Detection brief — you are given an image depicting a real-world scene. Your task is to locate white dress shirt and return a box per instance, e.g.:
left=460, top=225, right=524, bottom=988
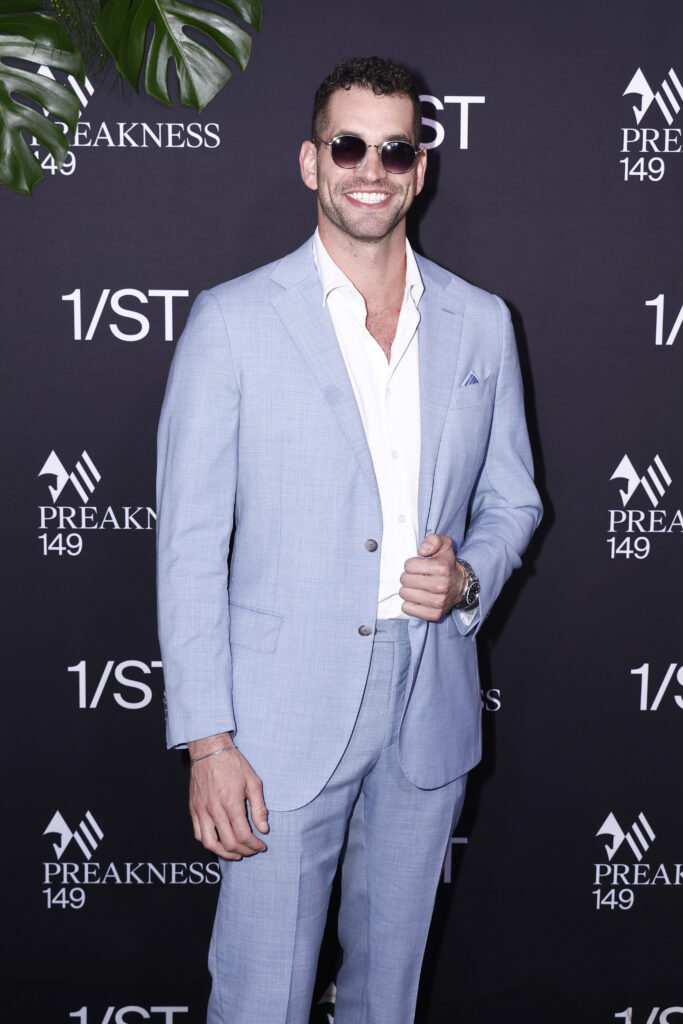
left=313, top=230, right=423, bottom=619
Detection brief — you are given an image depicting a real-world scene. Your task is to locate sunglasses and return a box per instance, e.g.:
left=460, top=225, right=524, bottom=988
left=316, top=134, right=422, bottom=175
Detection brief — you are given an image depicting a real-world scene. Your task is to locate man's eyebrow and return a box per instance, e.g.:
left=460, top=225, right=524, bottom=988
left=332, top=130, right=414, bottom=143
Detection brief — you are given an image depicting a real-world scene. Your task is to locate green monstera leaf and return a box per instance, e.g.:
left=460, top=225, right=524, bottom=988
left=0, top=0, right=84, bottom=193
left=96, top=0, right=262, bottom=111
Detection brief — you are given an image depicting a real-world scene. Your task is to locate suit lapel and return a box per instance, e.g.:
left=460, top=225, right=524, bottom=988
left=269, top=242, right=466, bottom=535
left=416, top=264, right=465, bottom=538
left=270, top=243, right=380, bottom=506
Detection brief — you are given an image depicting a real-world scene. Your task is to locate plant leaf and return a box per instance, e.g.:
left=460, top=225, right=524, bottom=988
left=0, top=2, right=84, bottom=194
left=43, top=0, right=114, bottom=78
left=95, top=0, right=261, bottom=111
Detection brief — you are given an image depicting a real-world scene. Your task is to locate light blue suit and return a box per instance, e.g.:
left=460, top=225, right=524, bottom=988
left=157, top=237, right=541, bottom=805
left=156, top=237, right=542, bottom=1021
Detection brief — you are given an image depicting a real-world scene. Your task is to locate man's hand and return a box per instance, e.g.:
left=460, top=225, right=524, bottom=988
left=188, top=732, right=269, bottom=860
left=400, top=534, right=466, bottom=621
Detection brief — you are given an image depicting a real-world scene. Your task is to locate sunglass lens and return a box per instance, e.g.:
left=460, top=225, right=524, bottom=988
left=381, top=141, right=416, bottom=174
left=331, top=136, right=367, bottom=168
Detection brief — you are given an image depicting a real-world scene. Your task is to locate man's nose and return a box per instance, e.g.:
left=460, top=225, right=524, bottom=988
left=362, top=144, right=386, bottom=177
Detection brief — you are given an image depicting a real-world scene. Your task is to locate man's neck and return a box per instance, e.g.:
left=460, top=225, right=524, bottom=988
left=318, top=220, right=408, bottom=311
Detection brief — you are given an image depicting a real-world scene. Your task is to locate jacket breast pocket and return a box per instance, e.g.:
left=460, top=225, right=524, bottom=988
left=448, top=373, right=495, bottom=411
left=229, top=602, right=283, bottom=653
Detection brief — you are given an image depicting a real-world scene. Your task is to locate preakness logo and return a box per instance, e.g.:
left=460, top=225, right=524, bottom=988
left=597, top=811, right=655, bottom=862
left=45, top=810, right=104, bottom=861
left=33, top=66, right=220, bottom=180
left=593, top=810, right=683, bottom=910
left=607, top=454, right=682, bottom=560
left=37, top=450, right=155, bottom=557
left=39, top=450, right=101, bottom=504
left=625, top=68, right=683, bottom=126
left=611, top=454, right=672, bottom=508
left=42, top=809, right=220, bottom=910
left=621, top=67, right=683, bottom=183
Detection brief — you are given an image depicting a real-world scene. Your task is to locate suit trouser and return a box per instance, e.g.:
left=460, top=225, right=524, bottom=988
left=206, top=620, right=467, bottom=1024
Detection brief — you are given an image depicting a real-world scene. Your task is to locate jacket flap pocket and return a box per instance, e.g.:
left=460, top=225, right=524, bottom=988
left=229, top=602, right=283, bottom=653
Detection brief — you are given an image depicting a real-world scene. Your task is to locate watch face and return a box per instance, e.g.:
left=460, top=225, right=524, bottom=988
left=456, top=560, right=479, bottom=609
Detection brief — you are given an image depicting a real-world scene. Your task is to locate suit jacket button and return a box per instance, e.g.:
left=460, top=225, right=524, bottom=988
left=364, top=539, right=378, bottom=552
left=358, top=625, right=373, bottom=636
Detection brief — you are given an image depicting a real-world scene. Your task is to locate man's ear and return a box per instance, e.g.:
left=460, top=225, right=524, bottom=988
left=414, top=147, right=427, bottom=198
left=299, top=140, right=318, bottom=191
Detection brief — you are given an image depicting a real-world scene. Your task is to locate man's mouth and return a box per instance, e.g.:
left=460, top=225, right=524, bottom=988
left=345, top=191, right=392, bottom=205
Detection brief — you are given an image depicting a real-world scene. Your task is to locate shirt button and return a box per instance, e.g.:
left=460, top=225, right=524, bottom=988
left=358, top=625, right=373, bottom=636
left=391, top=450, right=400, bottom=459
left=398, top=514, right=406, bottom=523
left=386, top=387, right=392, bottom=397
left=364, top=539, right=378, bottom=552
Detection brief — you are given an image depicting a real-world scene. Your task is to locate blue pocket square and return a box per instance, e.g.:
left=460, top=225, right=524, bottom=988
left=461, top=371, right=480, bottom=387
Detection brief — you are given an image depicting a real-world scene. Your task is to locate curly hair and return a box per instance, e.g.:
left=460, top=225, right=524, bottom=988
left=312, top=56, right=421, bottom=146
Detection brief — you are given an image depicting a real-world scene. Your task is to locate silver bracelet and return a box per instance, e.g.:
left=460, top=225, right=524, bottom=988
left=190, top=743, right=237, bottom=765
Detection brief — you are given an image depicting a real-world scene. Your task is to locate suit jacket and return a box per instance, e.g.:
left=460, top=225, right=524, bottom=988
left=156, top=237, right=542, bottom=810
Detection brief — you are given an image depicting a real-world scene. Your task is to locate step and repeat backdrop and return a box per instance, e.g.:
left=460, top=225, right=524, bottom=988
left=3, top=1, right=681, bottom=1022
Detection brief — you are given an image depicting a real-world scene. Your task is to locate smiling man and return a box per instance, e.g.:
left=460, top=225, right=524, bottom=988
left=157, top=56, right=542, bottom=1024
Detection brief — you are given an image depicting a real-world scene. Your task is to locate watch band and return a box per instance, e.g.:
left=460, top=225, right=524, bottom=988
left=454, top=558, right=480, bottom=610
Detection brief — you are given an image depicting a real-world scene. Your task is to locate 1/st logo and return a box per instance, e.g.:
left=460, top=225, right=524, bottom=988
left=420, top=93, right=486, bottom=150
left=68, top=660, right=163, bottom=710
left=61, top=289, right=189, bottom=341
left=70, top=1009, right=188, bottom=1024
left=646, top=294, right=683, bottom=347
left=615, top=1010, right=683, bottom=1023
left=630, top=662, right=683, bottom=711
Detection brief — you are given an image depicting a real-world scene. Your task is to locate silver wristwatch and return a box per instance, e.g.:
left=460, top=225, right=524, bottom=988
left=454, top=558, right=480, bottom=610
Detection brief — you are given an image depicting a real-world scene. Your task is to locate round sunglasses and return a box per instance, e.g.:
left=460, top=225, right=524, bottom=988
left=316, top=134, right=422, bottom=175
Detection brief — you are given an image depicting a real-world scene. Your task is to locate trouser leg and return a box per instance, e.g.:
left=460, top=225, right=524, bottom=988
left=335, top=629, right=467, bottom=1024
left=207, top=799, right=346, bottom=1024
left=206, top=629, right=398, bottom=1023
left=334, top=758, right=466, bottom=1024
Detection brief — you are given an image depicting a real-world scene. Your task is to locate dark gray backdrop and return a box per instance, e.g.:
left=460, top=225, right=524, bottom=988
left=3, top=2, right=682, bottom=1022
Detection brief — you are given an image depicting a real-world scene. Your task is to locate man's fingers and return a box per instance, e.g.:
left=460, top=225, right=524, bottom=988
left=194, top=806, right=241, bottom=859
left=246, top=777, right=269, bottom=834
left=210, top=796, right=266, bottom=856
left=400, top=585, right=444, bottom=609
left=404, top=553, right=452, bottom=577
left=190, top=806, right=202, bottom=843
left=224, top=796, right=267, bottom=853
left=188, top=752, right=268, bottom=858
left=417, top=533, right=452, bottom=557
left=401, top=599, right=443, bottom=622
left=198, top=801, right=265, bottom=858
left=401, top=569, right=450, bottom=594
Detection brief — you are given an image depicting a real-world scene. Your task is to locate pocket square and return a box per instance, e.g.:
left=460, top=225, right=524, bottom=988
left=461, top=371, right=480, bottom=386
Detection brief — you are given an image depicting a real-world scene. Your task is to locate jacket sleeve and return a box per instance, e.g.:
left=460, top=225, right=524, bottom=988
left=156, top=290, right=240, bottom=746
left=452, top=295, right=542, bottom=635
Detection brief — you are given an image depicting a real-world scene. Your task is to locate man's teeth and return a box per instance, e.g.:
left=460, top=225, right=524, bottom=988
left=347, top=192, right=390, bottom=204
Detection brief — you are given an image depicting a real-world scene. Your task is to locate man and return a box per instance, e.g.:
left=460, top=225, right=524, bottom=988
left=157, top=56, right=541, bottom=1024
